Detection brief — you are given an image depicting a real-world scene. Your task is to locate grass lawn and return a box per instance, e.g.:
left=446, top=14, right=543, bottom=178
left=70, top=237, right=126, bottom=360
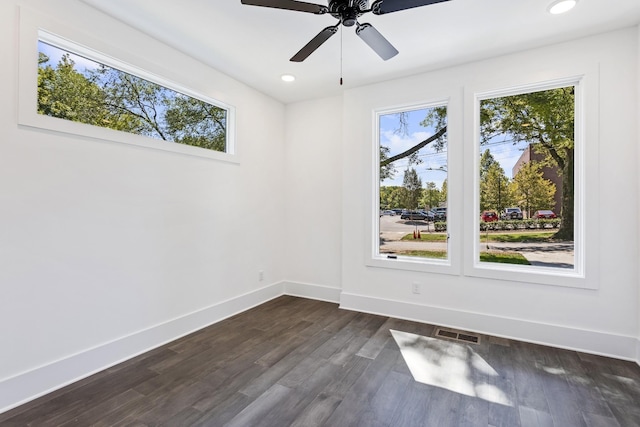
left=389, top=250, right=530, bottom=265
left=479, top=231, right=556, bottom=243
left=392, top=250, right=448, bottom=259
left=479, top=252, right=530, bottom=264
left=401, top=231, right=557, bottom=243
left=401, top=233, right=448, bottom=242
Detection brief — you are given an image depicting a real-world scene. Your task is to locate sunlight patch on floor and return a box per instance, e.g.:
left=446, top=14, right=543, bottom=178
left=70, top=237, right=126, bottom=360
left=390, top=329, right=513, bottom=406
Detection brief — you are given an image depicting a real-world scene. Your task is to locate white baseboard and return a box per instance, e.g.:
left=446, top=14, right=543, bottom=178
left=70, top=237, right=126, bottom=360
left=0, top=283, right=284, bottom=414
left=282, top=281, right=341, bottom=303
left=340, top=292, right=638, bottom=362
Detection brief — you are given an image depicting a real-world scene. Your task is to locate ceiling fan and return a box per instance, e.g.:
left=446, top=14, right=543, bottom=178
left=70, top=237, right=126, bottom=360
left=240, top=0, right=450, bottom=62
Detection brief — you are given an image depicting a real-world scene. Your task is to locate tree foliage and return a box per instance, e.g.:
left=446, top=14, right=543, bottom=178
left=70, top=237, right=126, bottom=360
left=511, top=162, right=556, bottom=217
left=37, top=48, right=226, bottom=153
left=380, top=146, right=395, bottom=181
left=164, top=95, right=226, bottom=151
left=401, top=168, right=423, bottom=210
left=379, top=186, right=404, bottom=209
left=480, top=149, right=500, bottom=180
left=480, top=87, right=574, bottom=239
left=480, top=163, right=512, bottom=213
left=421, top=181, right=442, bottom=210
left=38, top=53, right=141, bottom=132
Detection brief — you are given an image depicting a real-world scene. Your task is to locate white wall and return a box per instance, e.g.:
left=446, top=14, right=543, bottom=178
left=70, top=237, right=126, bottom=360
left=1, top=0, right=286, bottom=411
left=283, top=97, right=343, bottom=301
left=637, top=24, right=640, bottom=366
left=288, top=28, right=640, bottom=360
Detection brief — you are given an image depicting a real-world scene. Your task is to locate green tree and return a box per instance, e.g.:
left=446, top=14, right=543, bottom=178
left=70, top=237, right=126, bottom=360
left=440, top=178, right=448, bottom=205
left=480, top=163, right=512, bottom=213
left=164, top=94, right=226, bottom=151
left=512, top=162, right=556, bottom=217
left=90, top=66, right=228, bottom=152
left=38, top=45, right=229, bottom=153
left=480, top=149, right=500, bottom=180
left=402, top=168, right=423, bottom=210
left=379, top=186, right=404, bottom=209
left=380, top=146, right=395, bottom=181
left=91, top=66, right=171, bottom=139
left=38, top=53, right=142, bottom=132
left=421, top=181, right=441, bottom=210
left=480, top=87, right=574, bottom=239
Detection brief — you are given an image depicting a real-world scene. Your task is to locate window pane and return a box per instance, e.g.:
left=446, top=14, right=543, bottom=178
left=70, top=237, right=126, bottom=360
left=478, top=86, right=575, bottom=269
left=378, top=105, right=448, bottom=261
left=37, top=41, right=227, bottom=152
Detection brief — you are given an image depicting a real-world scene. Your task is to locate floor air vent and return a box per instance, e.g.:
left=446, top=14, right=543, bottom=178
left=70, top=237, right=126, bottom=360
left=435, top=328, right=481, bottom=345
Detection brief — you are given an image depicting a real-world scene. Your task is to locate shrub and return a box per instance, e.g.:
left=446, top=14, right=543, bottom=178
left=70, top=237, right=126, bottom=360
left=479, top=218, right=560, bottom=231
left=434, top=221, right=447, bottom=232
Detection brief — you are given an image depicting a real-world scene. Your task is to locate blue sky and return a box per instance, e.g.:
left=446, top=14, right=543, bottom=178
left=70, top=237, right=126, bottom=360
left=39, top=41, right=100, bottom=74
left=379, top=107, right=447, bottom=189
left=379, top=108, right=527, bottom=190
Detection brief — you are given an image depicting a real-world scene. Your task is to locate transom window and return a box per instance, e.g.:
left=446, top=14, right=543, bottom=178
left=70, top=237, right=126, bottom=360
left=19, top=29, right=236, bottom=161
left=37, top=40, right=229, bottom=153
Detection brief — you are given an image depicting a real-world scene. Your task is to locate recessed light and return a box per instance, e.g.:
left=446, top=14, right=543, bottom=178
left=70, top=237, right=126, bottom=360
left=281, top=74, right=296, bottom=82
left=548, top=0, right=577, bottom=15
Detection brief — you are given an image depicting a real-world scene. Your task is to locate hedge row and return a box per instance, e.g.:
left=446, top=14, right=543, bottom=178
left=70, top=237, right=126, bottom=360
left=479, top=219, right=561, bottom=231
left=432, top=219, right=561, bottom=232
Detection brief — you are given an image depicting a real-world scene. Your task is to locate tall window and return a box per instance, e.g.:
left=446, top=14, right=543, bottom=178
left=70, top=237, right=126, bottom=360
left=477, top=85, right=576, bottom=270
left=37, top=40, right=230, bottom=153
left=377, top=104, right=448, bottom=262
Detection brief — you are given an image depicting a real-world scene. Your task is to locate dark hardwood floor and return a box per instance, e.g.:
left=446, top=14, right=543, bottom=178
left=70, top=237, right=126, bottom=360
left=2, top=296, right=639, bottom=426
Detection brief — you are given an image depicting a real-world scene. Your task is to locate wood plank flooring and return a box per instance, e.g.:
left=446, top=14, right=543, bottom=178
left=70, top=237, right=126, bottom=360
left=2, top=296, right=639, bottom=426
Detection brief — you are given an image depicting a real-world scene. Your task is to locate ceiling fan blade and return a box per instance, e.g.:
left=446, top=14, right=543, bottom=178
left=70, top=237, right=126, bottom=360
left=290, top=25, right=339, bottom=62
left=355, top=23, right=399, bottom=61
left=371, top=0, right=450, bottom=15
left=240, top=0, right=328, bottom=14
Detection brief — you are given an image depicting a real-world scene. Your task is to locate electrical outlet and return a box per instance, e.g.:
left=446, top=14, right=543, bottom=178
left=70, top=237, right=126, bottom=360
left=258, top=270, right=264, bottom=282
left=411, top=282, right=421, bottom=294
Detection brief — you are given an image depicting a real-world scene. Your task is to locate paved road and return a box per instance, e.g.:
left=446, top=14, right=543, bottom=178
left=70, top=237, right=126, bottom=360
left=379, top=215, right=574, bottom=268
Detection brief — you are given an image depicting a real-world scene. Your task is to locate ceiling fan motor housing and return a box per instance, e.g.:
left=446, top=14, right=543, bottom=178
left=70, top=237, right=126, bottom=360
left=329, top=0, right=368, bottom=26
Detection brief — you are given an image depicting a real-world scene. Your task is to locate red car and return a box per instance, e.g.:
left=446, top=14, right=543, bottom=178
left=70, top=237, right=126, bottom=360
left=533, top=210, right=557, bottom=219
left=481, top=211, right=499, bottom=222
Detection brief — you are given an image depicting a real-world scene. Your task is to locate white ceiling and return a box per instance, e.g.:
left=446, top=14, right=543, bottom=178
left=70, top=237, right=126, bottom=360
left=81, top=0, right=640, bottom=104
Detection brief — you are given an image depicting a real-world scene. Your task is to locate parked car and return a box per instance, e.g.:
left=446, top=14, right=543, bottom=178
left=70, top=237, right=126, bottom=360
left=392, top=209, right=404, bottom=215
left=481, top=211, right=499, bottom=222
left=420, top=210, right=435, bottom=221
left=501, top=207, right=523, bottom=220
left=380, top=210, right=395, bottom=216
left=432, top=207, right=447, bottom=221
left=533, top=209, right=557, bottom=219
left=400, top=211, right=431, bottom=221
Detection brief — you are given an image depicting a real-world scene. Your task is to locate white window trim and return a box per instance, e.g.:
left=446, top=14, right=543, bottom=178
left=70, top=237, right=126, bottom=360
left=464, top=74, right=597, bottom=289
left=18, top=8, right=237, bottom=163
left=368, top=99, right=458, bottom=275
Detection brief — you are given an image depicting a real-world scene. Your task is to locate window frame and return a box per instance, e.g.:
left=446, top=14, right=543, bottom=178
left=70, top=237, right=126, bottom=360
left=369, top=99, right=457, bottom=275
left=465, top=75, right=595, bottom=289
left=18, top=10, right=237, bottom=163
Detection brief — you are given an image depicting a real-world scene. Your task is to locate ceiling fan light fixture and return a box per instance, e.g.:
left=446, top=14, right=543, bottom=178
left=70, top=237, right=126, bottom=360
left=281, top=74, right=296, bottom=82
left=548, top=0, right=577, bottom=15
left=241, top=0, right=451, bottom=63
